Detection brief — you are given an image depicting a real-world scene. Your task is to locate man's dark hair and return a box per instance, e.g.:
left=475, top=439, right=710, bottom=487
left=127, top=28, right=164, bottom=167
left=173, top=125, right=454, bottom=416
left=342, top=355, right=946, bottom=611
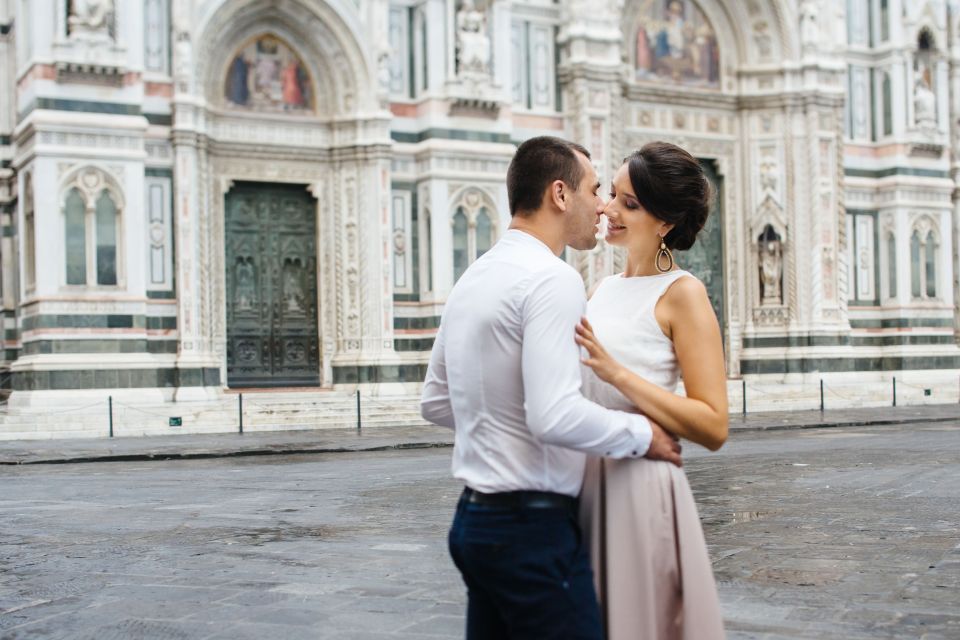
left=506, top=136, right=591, bottom=217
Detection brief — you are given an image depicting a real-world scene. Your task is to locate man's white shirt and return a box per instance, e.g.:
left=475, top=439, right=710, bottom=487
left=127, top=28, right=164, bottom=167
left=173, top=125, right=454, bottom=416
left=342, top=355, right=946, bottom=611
left=420, top=229, right=653, bottom=497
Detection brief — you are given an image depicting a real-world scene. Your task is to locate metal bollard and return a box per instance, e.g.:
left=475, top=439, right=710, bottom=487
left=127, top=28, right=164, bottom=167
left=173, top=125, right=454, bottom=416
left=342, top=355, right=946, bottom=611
left=820, top=379, right=824, bottom=412
left=741, top=379, right=746, bottom=416
left=356, top=389, right=362, bottom=432
left=108, top=395, right=114, bottom=438
left=892, top=377, right=897, bottom=407
left=239, top=393, right=244, bottom=435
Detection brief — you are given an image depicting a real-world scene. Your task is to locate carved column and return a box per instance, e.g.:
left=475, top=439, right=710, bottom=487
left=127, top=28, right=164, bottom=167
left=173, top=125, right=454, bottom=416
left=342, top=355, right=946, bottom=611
left=0, top=1, right=15, bottom=328
left=557, top=0, right=624, bottom=288
left=950, top=9, right=960, bottom=342
left=170, top=1, right=219, bottom=394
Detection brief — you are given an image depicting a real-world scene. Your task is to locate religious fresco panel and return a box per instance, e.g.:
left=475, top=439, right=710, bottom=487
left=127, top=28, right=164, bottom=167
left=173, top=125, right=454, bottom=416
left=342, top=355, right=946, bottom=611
left=635, top=0, right=720, bottom=88
left=225, top=35, right=314, bottom=112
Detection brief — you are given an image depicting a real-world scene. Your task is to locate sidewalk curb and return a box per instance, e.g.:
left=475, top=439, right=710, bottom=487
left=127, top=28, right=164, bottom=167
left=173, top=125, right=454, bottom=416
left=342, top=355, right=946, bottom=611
left=0, top=441, right=454, bottom=466
left=729, top=413, right=960, bottom=432
left=1, top=411, right=957, bottom=466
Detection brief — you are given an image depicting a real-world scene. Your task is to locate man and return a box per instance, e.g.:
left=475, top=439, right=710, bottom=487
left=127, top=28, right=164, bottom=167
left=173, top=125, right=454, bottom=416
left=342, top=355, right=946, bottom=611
left=421, top=137, right=682, bottom=639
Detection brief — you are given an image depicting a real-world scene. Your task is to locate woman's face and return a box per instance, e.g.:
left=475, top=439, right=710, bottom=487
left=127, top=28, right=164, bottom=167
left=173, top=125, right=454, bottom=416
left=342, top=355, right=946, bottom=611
left=602, top=163, right=673, bottom=249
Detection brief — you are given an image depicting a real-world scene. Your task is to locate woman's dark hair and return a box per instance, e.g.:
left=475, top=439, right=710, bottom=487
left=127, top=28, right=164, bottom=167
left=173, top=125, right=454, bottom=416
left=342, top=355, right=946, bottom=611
left=625, top=141, right=712, bottom=251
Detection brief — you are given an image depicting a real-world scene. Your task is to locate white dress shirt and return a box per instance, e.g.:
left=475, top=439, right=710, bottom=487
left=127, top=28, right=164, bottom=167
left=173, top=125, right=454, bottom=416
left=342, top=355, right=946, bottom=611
left=420, top=229, right=653, bottom=497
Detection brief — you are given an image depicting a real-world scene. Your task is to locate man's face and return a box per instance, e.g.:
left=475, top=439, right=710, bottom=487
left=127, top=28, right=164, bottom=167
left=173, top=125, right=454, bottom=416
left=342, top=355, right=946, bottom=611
left=563, top=152, right=604, bottom=251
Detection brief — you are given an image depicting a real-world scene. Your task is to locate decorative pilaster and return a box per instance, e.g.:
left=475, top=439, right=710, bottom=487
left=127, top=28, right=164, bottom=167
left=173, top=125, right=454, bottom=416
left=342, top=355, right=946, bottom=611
left=949, top=7, right=960, bottom=342
left=558, top=0, right=625, bottom=288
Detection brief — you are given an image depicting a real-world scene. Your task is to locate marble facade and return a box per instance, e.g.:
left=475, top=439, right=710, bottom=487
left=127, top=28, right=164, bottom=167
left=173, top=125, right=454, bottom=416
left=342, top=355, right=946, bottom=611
left=0, top=0, right=958, bottom=412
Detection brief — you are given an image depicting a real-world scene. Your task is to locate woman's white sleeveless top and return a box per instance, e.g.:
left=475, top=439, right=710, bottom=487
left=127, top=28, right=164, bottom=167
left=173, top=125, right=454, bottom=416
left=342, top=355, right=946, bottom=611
left=580, top=270, right=693, bottom=412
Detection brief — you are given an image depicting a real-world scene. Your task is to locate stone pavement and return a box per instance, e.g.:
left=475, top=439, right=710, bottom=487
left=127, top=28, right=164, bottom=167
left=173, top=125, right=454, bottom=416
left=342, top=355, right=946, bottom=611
left=1, top=404, right=958, bottom=465
left=1, top=420, right=959, bottom=639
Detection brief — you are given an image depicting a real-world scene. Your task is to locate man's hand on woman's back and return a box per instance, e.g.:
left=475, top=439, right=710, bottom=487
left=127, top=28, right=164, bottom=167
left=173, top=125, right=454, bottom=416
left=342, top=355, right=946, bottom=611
left=645, top=420, right=682, bottom=467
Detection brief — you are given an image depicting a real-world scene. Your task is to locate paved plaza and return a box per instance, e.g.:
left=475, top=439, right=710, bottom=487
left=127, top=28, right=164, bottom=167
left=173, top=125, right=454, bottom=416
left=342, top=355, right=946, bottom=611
left=1, top=420, right=959, bottom=639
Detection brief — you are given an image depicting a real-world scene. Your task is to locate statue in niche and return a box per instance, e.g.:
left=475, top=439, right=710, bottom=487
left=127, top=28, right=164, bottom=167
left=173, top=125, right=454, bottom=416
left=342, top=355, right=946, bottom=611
left=758, top=225, right=783, bottom=305
left=760, top=159, right=778, bottom=194
left=235, top=257, right=257, bottom=312
left=68, top=0, right=114, bottom=42
left=456, top=0, right=491, bottom=76
left=283, top=259, right=305, bottom=313
left=799, top=0, right=819, bottom=55
left=914, top=78, right=936, bottom=128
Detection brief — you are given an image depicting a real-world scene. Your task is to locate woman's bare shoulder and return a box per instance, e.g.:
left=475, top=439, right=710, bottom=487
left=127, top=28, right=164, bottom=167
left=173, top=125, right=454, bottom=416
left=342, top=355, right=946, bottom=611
left=662, top=274, right=712, bottom=315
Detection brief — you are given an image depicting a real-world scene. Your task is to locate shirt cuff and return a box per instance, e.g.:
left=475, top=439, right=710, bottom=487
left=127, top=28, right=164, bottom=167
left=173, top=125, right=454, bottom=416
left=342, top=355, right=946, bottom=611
left=625, top=414, right=653, bottom=458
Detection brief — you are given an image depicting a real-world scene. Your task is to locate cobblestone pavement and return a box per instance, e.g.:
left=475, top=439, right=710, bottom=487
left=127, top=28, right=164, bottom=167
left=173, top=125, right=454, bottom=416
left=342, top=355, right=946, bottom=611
left=1, top=422, right=959, bottom=639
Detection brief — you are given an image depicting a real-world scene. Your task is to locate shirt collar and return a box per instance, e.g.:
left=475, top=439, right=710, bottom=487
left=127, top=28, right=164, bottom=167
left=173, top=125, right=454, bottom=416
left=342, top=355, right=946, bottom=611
left=504, top=229, right=557, bottom=256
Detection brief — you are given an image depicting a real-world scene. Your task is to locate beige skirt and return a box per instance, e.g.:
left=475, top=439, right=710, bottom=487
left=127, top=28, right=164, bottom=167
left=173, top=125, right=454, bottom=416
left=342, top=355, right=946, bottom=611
left=579, top=456, right=725, bottom=640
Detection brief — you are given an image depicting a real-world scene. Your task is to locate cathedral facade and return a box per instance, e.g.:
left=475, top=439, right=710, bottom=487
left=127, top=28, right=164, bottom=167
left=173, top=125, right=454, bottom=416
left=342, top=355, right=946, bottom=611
left=0, top=0, right=958, bottom=408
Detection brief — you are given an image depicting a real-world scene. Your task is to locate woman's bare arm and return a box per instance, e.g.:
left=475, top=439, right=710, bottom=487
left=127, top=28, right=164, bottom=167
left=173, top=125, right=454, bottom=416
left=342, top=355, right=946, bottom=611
left=575, top=277, right=728, bottom=451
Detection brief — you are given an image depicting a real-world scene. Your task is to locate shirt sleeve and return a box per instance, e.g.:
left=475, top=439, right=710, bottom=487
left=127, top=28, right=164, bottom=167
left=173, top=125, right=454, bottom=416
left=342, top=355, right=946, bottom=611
left=521, top=266, right=652, bottom=458
left=420, top=323, right=456, bottom=429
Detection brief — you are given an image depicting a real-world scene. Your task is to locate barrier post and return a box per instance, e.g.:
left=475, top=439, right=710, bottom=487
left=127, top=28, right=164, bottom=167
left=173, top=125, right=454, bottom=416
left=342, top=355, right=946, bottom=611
left=108, top=396, right=114, bottom=438
left=820, top=379, right=824, bottom=412
left=356, top=389, right=362, bottom=432
left=741, top=379, right=746, bottom=416
left=239, top=393, right=244, bottom=435
left=893, top=377, right=897, bottom=407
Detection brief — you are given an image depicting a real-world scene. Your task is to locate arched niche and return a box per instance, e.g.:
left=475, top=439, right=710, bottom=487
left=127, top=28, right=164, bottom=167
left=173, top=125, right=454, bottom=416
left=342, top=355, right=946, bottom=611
left=196, top=0, right=378, bottom=118
left=623, top=0, right=799, bottom=92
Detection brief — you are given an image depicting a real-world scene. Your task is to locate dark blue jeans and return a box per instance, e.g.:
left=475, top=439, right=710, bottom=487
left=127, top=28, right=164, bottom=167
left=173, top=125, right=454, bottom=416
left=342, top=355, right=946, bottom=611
left=447, top=492, right=603, bottom=640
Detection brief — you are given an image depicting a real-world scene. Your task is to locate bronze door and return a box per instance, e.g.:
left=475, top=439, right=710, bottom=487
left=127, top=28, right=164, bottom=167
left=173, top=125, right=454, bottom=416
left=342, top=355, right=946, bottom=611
left=675, top=160, right=725, bottom=335
left=225, top=182, right=320, bottom=387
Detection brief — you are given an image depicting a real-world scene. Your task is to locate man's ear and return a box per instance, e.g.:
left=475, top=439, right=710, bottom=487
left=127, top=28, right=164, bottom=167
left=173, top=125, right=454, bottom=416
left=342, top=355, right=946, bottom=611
left=549, top=180, right=567, bottom=212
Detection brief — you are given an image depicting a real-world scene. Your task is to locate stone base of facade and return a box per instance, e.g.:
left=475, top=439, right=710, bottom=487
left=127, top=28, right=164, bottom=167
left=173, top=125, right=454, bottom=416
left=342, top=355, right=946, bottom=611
left=1, top=369, right=957, bottom=440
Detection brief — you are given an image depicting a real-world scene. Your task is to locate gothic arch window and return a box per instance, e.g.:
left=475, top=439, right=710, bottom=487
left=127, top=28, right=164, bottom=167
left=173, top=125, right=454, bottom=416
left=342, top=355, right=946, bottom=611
left=451, top=191, right=498, bottom=282
left=924, top=230, right=937, bottom=298
left=909, top=219, right=939, bottom=300
left=634, top=0, right=719, bottom=89
left=95, top=191, right=118, bottom=285
left=65, top=188, right=87, bottom=285
left=224, top=34, right=314, bottom=113
left=61, top=168, right=124, bottom=288
left=23, top=172, right=36, bottom=292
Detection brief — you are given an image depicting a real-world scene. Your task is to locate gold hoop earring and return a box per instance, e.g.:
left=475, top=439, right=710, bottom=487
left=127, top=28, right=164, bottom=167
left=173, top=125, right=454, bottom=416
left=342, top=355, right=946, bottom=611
left=655, top=236, right=674, bottom=273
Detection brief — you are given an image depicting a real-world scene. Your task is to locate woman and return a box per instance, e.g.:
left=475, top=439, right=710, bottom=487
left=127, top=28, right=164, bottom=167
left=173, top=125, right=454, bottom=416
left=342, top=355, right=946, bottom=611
left=575, top=141, right=728, bottom=640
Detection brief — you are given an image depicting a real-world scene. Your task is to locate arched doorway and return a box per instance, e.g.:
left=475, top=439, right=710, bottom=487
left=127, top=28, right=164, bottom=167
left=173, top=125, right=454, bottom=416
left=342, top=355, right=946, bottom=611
left=176, top=0, right=393, bottom=389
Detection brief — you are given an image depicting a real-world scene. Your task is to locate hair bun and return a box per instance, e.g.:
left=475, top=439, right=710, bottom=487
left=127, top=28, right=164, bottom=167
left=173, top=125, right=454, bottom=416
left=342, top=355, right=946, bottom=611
left=626, top=142, right=712, bottom=252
